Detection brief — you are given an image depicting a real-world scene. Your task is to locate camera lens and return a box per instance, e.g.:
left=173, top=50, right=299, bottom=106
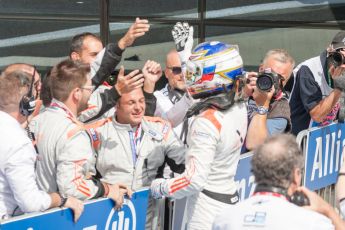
left=257, top=74, right=274, bottom=92
left=330, top=52, right=345, bottom=67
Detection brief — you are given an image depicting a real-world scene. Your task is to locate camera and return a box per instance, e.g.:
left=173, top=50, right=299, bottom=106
left=329, top=51, right=345, bottom=68
left=289, top=191, right=310, bottom=206
left=256, top=72, right=282, bottom=92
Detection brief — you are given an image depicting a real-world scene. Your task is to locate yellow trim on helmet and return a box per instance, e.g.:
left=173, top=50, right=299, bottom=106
left=191, top=47, right=238, bottom=61
left=217, top=65, right=243, bottom=81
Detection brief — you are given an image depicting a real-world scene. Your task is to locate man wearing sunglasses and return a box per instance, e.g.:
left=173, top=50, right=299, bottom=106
left=154, top=49, right=194, bottom=139
left=245, top=49, right=295, bottom=151
left=289, top=31, right=345, bottom=136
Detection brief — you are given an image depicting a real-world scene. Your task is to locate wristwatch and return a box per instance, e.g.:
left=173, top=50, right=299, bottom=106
left=59, top=194, right=68, bottom=208
left=256, top=106, right=269, bottom=115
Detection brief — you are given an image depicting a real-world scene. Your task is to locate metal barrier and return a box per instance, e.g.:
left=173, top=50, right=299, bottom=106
left=297, top=128, right=338, bottom=207
left=297, top=122, right=345, bottom=208
left=3, top=122, right=345, bottom=229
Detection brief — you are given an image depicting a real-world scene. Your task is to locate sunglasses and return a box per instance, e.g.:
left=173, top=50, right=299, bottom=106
left=166, top=66, right=182, bottom=75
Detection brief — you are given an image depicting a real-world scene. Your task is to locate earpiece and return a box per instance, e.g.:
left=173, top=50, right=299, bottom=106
left=19, top=67, right=36, bottom=116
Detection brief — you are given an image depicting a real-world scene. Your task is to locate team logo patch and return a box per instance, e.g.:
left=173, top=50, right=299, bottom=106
left=148, top=130, right=157, bottom=137
left=89, top=128, right=98, bottom=141
left=243, top=212, right=266, bottom=226
left=192, top=130, right=211, bottom=138
left=162, top=124, right=169, bottom=135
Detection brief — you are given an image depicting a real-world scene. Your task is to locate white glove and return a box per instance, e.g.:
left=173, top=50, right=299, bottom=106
left=171, top=22, right=194, bottom=75
left=150, top=178, right=169, bottom=199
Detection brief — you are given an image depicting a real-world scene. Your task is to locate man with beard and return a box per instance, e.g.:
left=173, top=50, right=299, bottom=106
left=30, top=59, right=131, bottom=208
left=0, top=70, right=83, bottom=222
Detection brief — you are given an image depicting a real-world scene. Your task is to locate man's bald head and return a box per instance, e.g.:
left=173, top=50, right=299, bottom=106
left=3, top=63, right=41, bottom=99
left=165, top=49, right=185, bottom=91
left=166, top=49, right=179, bottom=66
left=251, top=134, right=304, bottom=189
left=3, top=63, right=35, bottom=76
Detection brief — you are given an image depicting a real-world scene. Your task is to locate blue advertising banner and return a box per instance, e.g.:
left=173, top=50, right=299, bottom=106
left=235, top=152, right=255, bottom=201
left=0, top=189, right=149, bottom=230
left=304, top=122, right=345, bottom=190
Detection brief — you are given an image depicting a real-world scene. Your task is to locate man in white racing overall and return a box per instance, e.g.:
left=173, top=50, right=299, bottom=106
left=150, top=32, right=248, bottom=229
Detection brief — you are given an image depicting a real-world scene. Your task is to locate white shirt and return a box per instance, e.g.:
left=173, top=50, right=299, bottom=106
left=0, top=111, right=51, bottom=219
left=154, top=84, right=194, bottom=137
left=213, top=194, right=334, bottom=230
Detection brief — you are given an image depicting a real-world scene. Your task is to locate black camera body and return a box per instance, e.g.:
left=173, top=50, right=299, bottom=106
left=256, top=72, right=282, bottom=93
left=289, top=191, right=310, bottom=207
left=329, top=51, right=345, bottom=68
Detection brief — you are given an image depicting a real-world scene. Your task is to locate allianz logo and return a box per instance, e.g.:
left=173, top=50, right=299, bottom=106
left=105, top=198, right=137, bottom=230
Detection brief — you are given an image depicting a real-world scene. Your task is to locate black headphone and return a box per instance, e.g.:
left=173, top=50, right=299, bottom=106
left=19, top=67, right=36, bottom=117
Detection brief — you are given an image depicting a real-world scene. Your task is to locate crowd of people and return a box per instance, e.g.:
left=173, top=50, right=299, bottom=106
left=1, top=17, right=345, bottom=229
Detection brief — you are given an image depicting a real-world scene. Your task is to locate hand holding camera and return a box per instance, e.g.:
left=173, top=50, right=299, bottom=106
left=256, top=71, right=282, bottom=94
left=296, top=186, right=334, bottom=215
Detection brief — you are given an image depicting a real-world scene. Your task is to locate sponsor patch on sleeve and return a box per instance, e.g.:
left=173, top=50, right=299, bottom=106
left=86, top=128, right=101, bottom=150
left=192, top=130, right=211, bottom=139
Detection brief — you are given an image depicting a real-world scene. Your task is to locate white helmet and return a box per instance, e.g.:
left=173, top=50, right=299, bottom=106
left=185, top=41, right=244, bottom=99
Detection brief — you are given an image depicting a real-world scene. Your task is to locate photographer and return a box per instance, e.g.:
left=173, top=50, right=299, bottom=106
left=290, top=31, right=345, bottom=135
left=245, top=49, right=294, bottom=151
left=213, top=134, right=345, bottom=230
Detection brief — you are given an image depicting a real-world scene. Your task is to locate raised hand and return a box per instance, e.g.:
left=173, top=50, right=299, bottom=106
left=115, top=66, right=144, bottom=95
left=142, top=60, right=162, bottom=84
left=171, top=22, right=194, bottom=74
left=142, top=60, right=162, bottom=93
left=118, top=17, right=150, bottom=50
left=172, top=22, right=193, bottom=53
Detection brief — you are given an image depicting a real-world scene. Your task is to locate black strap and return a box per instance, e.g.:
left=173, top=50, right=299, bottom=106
left=202, top=189, right=239, bottom=204
left=254, top=184, right=288, bottom=197
left=25, top=124, right=39, bottom=155
left=180, top=90, right=236, bottom=144
left=167, top=85, right=184, bottom=104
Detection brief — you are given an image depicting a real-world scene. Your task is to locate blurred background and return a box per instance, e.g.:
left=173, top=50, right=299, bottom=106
left=1, top=0, right=344, bottom=86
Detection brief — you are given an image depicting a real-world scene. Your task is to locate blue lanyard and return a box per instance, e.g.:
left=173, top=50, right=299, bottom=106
left=129, top=131, right=137, bottom=167
left=128, top=125, right=142, bottom=167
